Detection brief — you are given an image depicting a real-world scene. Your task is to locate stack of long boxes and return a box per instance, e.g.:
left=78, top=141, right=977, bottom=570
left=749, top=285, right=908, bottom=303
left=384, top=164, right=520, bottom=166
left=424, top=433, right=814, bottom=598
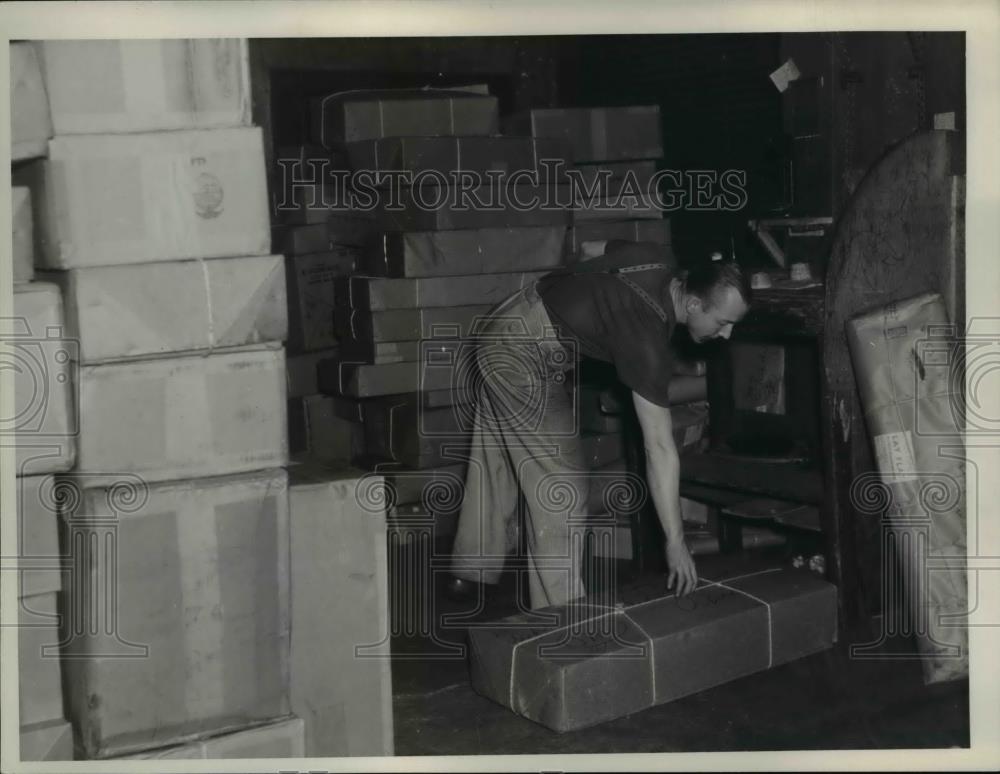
left=11, top=39, right=307, bottom=760
left=301, top=88, right=572, bottom=543
left=504, top=106, right=671, bottom=261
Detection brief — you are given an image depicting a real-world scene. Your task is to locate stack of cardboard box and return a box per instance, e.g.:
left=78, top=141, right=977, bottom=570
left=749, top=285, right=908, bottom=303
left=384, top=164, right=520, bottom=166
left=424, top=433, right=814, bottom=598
left=288, top=88, right=571, bottom=546
left=505, top=106, right=671, bottom=260
left=11, top=39, right=307, bottom=760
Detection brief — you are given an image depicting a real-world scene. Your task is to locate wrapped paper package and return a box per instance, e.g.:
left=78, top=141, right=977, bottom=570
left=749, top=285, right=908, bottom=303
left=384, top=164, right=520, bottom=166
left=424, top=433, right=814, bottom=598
left=312, top=88, right=499, bottom=147
left=846, top=292, right=968, bottom=684
left=47, top=254, right=287, bottom=363
left=10, top=42, right=52, bottom=161
left=35, top=39, right=250, bottom=134
left=335, top=271, right=544, bottom=311
left=335, top=304, right=491, bottom=344
left=362, top=225, right=566, bottom=278
left=13, top=127, right=270, bottom=268
left=60, top=469, right=291, bottom=758
left=469, top=566, right=836, bottom=732
left=288, top=465, right=393, bottom=756
left=505, top=106, right=663, bottom=163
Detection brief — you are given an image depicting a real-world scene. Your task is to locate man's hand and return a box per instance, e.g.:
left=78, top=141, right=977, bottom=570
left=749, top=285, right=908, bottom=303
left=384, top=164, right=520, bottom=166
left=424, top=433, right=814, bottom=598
left=665, top=539, right=697, bottom=596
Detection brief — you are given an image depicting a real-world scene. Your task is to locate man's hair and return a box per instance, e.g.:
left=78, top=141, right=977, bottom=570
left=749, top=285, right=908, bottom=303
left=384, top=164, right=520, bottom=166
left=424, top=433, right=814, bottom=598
left=679, top=260, right=753, bottom=308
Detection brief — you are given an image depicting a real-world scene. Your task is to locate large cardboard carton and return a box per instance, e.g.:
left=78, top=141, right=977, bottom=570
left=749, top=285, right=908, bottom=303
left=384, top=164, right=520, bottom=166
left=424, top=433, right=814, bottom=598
left=13, top=187, right=35, bottom=283
left=506, top=106, right=663, bottom=163
left=335, top=303, right=491, bottom=343
left=60, top=469, right=291, bottom=758
left=288, top=465, right=394, bottom=756
left=846, top=293, right=968, bottom=684
left=362, top=225, right=565, bottom=278
left=335, top=271, right=543, bottom=311
left=10, top=283, right=77, bottom=476
left=48, top=255, right=286, bottom=363
left=18, top=593, right=65, bottom=727
left=285, top=249, right=358, bottom=352
left=11, top=42, right=52, bottom=161
left=75, top=344, right=287, bottom=484
left=312, top=88, right=499, bottom=147
left=19, top=719, right=73, bottom=762
left=13, top=128, right=270, bottom=268
left=469, top=566, right=836, bottom=732
left=36, top=39, right=250, bottom=135
left=15, top=475, right=64, bottom=599
left=345, top=136, right=572, bottom=184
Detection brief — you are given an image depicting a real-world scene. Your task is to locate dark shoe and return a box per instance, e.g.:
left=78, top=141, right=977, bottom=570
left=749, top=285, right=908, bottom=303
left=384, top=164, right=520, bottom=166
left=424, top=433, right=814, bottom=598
left=444, top=575, right=487, bottom=604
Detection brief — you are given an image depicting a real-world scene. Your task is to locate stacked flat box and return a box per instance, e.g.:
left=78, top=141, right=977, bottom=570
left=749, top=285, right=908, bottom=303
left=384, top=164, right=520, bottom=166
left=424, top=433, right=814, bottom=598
left=288, top=465, right=393, bottom=756
left=311, top=88, right=499, bottom=147
left=9, top=283, right=77, bottom=476
left=11, top=42, right=52, bottom=161
left=505, top=106, right=663, bottom=162
left=272, top=144, right=351, bottom=224
left=34, top=39, right=251, bottom=134
left=12, top=128, right=271, bottom=268
left=60, top=469, right=292, bottom=759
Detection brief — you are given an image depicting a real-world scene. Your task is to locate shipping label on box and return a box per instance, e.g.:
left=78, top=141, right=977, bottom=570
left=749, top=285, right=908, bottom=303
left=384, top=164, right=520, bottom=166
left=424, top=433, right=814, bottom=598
left=16, top=475, right=64, bottom=599
left=363, top=225, right=566, bottom=278
left=9, top=283, right=77, bottom=476
left=336, top=271, right=544, bottom=311
left=345, top=136, right=573, bottom=185
left=312, top=88, right=499, bottom=147
left=14, top=127, right=270, bottom=268
left=11, top=42, right=52, bottom=162
left=48, top=254, right=287, bottom=363
left=60, top=469, right=291, bottom=759
left=13, top=186, right=35, bottom=283
left=76, top=344, right=287, bottom=484
left=506, top=106, right=663, bottom=163
left=286, top=249, right=358, bottom=352
left=469, top=566, right=836, bottom=732
left=38, top=39, right=251, bottom=135
left=335, top=303, right=492, bottom=343
left=289, top=466, right=393, bottom=756
left=18, top=593, right=65, bottom=727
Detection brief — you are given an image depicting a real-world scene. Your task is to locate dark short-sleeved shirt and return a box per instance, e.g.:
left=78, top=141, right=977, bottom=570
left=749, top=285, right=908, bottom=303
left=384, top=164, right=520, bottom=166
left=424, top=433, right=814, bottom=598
left=537, top=240, right=678, bottom=407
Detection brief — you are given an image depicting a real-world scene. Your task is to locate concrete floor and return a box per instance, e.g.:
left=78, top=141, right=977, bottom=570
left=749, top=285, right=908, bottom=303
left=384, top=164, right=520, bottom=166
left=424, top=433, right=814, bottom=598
left=387, top=540, right=970, bottom=756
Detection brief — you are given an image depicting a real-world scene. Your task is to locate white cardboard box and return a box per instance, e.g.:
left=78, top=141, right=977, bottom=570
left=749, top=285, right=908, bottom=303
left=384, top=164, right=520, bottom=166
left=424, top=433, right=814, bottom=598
left=13, top=127, right=270, bottom=269
left=36, top=39, right=251, bottom=134
left=47, top=255, right=287, bottom=363
left=10, top=283, right=77, bottom=476
left=288, top=464, right=394, bottom=757
left=11, top=42, right=53, bottom=161
left=16, top=475, right=63, bottom=599
left=61, top=469, right=292, bottom=759
left=75, top=343, right=287, bottom=484
left=18, top=593, right=65, bottom=728
left=13, top=187, right=35, bottom=283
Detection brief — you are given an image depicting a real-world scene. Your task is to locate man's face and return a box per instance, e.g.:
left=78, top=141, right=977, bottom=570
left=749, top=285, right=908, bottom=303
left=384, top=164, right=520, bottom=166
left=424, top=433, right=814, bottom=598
left=685, top=286, right=749, bottom=343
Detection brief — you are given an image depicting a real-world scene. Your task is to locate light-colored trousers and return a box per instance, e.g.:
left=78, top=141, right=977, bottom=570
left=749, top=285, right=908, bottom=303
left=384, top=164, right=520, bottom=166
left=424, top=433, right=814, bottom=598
left=450, top=282, right=590, bottom=609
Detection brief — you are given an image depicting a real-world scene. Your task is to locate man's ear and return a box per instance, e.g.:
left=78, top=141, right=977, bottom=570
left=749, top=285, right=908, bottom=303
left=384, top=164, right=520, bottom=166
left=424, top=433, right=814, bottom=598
left=685, top=295, right=702, bottom=315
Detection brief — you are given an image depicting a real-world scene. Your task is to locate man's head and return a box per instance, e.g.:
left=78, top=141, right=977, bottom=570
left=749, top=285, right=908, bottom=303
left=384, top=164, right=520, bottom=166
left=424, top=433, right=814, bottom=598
left=675, top=261, right=752, bottom=343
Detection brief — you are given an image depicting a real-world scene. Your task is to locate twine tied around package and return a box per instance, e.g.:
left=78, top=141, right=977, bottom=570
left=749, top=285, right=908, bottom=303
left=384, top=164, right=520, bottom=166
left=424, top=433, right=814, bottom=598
left=507, top=568, right=781, bottom=711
